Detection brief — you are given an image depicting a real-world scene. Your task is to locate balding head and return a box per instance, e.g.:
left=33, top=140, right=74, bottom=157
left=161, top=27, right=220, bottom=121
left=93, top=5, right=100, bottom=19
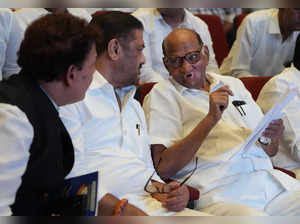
left=162, top=28, right=203, bottom=56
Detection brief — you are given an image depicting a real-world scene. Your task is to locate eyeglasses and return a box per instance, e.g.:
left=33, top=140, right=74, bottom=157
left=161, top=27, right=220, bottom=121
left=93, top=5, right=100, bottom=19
left=144, top=157, right=198, bottom=194
left=164, top=47, right=205, bottom=69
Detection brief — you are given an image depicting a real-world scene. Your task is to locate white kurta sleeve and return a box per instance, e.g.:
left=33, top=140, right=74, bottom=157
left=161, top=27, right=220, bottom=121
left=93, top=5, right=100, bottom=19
left=0, top=9, right=22, bottom=80
left=220, top=14, right=257, bottom=78
left=0, top=103, right=33, bottom=216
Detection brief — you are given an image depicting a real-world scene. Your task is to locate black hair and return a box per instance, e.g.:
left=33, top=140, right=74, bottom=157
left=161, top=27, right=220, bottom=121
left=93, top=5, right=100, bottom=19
left=90, top=11, right=144, bottom=56
left=18, top=13, right=97, bottom=82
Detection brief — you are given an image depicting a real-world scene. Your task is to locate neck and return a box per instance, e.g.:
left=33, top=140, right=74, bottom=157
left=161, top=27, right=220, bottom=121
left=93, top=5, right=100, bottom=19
left=161, top=10, right=185, bottom=28
left=199, top=76, right=210, bottom=92
left=96, top=57, right=122, bottom=89
left=39, top=81, right=66, bottom=106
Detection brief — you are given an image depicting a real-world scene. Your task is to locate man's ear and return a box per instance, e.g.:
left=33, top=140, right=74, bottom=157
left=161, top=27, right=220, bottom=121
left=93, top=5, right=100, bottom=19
left=65, top=64, right=77, bottom=87
left=163, top=57, right=170, bottom=72
left=107, top=38, right=121, bottom=60
left=203, top=45, right=209, bottom=67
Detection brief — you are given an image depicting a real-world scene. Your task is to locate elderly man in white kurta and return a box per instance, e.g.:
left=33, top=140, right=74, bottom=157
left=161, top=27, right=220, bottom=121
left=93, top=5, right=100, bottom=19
left=220, top=8, right=300, bottom=78
left=0, top=8, right=22, bottom=80
left=132, top=8, right=219, bottom=84
left=143, top=28, right=300, bottom=216
left=60, top=11, right=209, bottom=216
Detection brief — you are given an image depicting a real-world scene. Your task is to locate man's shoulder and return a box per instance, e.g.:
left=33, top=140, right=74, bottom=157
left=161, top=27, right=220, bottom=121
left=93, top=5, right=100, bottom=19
left=266, top=67, right=300, bottom=91
left=0, top=8, right=13, bottom=19
left=185, top=9, right=208, bottom=25
left=14, top=8, right=47, bottom=29
left=0, top=75, right=28, bottom=102
left=144, top=80, right=179, bottom=105
left=132, top=8, right=156, bottom=20
left=152, top=79, right=177, bottom=92
left=210, top=72, right=244, bottom=87
left=244, top=8, right=277, bottom=25
left=14, top=8, right=45, bottom=18
left=67, top=8, right=92, bottom=22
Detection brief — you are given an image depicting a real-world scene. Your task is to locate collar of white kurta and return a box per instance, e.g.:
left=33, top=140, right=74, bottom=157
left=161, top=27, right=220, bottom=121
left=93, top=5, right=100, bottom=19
left=88, top=70, right=137, bottom=103
left=89, top=70, right=111, bottom=90
left=39, top=85, right=59, bottom=111
left=268, top=8, right=281, bottom=35
left=169, top=72, right=222, bottom=95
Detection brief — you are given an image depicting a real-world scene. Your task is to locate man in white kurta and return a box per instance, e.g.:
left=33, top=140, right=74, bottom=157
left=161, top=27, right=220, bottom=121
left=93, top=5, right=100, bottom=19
left=0, top=13, right=97, bottom=215
left=257, top=65, right=300, bottom=179
left=60, top=11, right=208, bottom=216
left=132, top=8, right=219, bottom=83
left=0, top=8, right=22, bottom=80
left=143, top=28, right=300, bottom=216
left=220, top=8, right=300, bottom=78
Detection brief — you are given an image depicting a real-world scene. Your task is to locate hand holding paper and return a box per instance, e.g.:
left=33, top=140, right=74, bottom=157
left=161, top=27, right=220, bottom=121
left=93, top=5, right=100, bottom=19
left=239, top=84, right=297, bottom=154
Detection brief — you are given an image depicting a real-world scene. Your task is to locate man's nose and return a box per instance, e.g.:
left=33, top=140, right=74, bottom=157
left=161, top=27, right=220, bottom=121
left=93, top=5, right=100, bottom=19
left=180, top=58, right=193, bottom=72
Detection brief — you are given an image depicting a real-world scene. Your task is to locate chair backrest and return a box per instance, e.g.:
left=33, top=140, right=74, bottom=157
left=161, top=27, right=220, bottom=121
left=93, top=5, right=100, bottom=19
left=92, top=10, right=108, bottom=17
left=233, top=13, right=248, bottom=30
left=195, top=14, right=229, bottom=67
left=239, top=76, right=272, bottom=101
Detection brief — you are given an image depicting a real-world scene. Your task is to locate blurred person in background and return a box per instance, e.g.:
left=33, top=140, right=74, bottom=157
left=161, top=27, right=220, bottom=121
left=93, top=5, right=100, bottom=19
left=188, top=8, right=242, bottom=46
left=0, top=8, right=22, bottom=80
left=221, top=8, right=300, bottom=78
left=14, top=8, right=92, bottom=33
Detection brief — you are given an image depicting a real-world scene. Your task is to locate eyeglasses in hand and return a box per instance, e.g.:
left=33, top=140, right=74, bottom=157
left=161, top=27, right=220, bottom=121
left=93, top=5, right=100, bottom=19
left=144, top=157, right=198, bottom=194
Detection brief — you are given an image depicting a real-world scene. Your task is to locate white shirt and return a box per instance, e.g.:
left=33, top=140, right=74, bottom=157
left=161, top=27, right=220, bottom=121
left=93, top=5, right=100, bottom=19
left=188, top=8, right=242, bottom=24
left=0, top=9, right=22, bottom=80
left=220, top=9, right=299, bottom=78
left=132, top=8, right=219, bottom=84
left=143, top=73, right=300, bottom=211
left=60, top=71, right=181, bottom=216
left=15, top=8, right=92, bottom=33
left=0, top=103, right=33, bottom=216
left=257, top=66, right=300, bottom=171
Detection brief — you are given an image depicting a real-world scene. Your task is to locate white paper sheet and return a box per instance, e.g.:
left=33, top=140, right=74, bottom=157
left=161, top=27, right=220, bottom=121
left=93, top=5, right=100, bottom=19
left=240, top=84, right=298, bottom=154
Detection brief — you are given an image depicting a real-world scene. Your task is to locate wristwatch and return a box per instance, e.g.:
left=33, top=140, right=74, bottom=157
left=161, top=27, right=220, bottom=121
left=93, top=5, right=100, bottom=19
left=258, top=136, right=271, bottom=146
